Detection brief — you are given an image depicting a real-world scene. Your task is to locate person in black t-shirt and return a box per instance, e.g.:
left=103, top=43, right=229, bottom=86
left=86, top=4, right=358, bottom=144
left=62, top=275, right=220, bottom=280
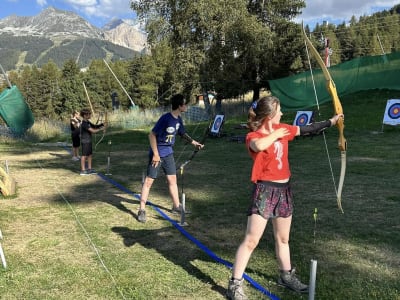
left=70, top=110, right=81, bottom=161
left=79, top=108, right=106, bottom=175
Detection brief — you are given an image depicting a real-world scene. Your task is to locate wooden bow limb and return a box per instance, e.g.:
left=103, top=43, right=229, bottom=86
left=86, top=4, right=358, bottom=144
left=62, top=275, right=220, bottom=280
left=302, top=25, right=347, bottom=213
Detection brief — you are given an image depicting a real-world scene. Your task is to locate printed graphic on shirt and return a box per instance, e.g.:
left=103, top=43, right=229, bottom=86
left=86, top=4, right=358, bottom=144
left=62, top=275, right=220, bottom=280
left=165, top=123, right=180, bottom=143
left=273, top=140, right=283, bottom=169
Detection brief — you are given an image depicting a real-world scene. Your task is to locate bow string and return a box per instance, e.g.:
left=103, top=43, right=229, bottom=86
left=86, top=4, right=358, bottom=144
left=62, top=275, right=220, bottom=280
left=302, top=25, right=347, bottom=213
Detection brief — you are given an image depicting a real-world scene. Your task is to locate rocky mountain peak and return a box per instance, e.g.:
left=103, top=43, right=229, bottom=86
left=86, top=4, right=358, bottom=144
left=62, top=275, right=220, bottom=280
left=0, top=6, right=102, bottom=39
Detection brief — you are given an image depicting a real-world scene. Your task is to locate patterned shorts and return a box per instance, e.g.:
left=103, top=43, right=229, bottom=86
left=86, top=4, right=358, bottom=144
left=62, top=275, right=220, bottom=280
left=247, top=181, right=293, bottom=219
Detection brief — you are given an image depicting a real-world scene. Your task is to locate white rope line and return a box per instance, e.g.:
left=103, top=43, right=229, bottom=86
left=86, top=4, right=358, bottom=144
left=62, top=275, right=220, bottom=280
left=304, top=41, right=338, bottom=196
left=32, top=150, right=126, bottom=299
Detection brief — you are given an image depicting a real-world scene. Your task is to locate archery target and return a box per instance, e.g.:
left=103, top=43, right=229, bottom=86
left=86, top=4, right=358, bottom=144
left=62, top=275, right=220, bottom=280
left=383, top=99, right=400, bottom=125
left=293, top=111, right=313, bottom=126
left=211, top=114, right=224, bottom=134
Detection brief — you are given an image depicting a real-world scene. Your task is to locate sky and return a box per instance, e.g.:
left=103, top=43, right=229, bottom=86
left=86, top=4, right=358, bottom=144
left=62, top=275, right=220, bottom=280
left=0, top=0, right=399, bottom=29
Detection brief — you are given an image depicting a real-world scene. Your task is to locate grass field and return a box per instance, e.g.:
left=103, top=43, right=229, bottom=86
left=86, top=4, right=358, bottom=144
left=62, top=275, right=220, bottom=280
left=0, top=89, right=399, bottom=299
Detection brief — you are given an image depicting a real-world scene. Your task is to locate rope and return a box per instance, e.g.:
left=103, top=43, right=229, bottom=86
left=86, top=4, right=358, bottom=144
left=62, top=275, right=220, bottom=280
left=32, top=149, right=126, bottom=299
left=97, top=173, right=280, bottom=300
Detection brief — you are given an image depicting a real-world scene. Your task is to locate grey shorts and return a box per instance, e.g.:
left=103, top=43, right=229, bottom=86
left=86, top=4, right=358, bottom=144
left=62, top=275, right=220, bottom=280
left=247, top=181, right=294, bottom=219
left=147, top=153, right=176, bottom=178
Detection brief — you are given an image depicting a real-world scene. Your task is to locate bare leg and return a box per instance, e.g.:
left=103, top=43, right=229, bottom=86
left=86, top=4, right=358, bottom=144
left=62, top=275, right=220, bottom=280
left=140, top=176, right=154, bottom=210
left=166, top=174, right=180, bottom=209
left=87, top=155, right=92, bottom=170
left=272, top=216, right=292, bottom=271
left=80, top=156, right=87, bottom=170
left=232, top=214, right=268, bottom=279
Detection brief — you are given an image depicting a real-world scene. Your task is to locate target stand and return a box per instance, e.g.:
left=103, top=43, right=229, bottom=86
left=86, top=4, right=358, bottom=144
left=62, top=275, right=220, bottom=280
left=105, top=140, right=112, bottom=175
left=177, top=165, right=189, bottom=226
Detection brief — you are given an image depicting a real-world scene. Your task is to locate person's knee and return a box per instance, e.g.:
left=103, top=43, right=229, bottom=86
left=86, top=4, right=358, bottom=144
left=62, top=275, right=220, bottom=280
left=243, top=236, right=260, bottom=251
left=276, top=236, right=290, bottom=245
left=144, top=177, right=154, bottom=188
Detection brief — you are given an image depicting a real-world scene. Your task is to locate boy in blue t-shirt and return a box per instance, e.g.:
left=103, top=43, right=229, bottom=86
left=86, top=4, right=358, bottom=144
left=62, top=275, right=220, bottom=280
left=138, top=94, right=204, bottom=223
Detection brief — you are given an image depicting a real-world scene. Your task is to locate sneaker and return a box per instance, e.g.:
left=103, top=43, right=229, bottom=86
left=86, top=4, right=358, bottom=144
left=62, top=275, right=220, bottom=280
left=72, top=156, right=80, bottom=161
left=88, top=169, right=97, bottom=175
left=137, top=209, right=146, bottom=223
left=80, top=170, right=89, bottom=176
left=171, top=204, right=191, bottom=214
left=226, top=278, right=248, bottom=300
left=277, top=269, right=309, bottom=293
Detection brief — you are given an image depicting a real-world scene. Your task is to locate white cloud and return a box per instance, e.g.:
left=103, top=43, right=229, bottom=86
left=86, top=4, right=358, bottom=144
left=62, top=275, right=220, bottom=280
left=63, top=0, right=133, bottom=18
left=37, top=0, right=47, bottom=6
left=300, top=0, right=399, bottom=26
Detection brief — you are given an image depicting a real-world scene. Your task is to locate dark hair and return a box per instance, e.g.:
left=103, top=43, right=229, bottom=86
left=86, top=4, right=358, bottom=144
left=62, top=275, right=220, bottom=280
left=170, top=94, right=185, bottom=110
left=247, top=96, right=280, bottom=131
left=80, top=108, right=91, bottom=117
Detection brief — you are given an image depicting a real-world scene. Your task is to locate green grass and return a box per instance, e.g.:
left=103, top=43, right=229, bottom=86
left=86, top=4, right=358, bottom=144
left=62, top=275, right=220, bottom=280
left=0, top=89, right=399, bottom=299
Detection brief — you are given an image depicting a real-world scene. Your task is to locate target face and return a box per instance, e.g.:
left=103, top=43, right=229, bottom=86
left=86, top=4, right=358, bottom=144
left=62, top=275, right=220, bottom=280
left=211, top=115, right=224, bottom=134
left=382, top=99, right=400, bottom=126
left=293, top=111, right=313, bottom=126
left=387, top=103, right=400, bottom=119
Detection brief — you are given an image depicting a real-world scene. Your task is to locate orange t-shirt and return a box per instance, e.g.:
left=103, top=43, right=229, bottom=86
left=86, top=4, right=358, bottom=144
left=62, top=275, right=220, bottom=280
left=246, top=123, right=298, bottom=183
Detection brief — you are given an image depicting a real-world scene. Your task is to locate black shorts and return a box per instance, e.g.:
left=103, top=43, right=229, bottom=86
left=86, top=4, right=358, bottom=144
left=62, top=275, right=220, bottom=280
left=72, top=134, right=80, bottom=148
left=81, top=142, right=92, bottom=156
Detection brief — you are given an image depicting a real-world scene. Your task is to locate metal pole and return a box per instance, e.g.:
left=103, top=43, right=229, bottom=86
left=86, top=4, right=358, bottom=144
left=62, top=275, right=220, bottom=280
left=308, top=259, right=318, bottom=300
left=179, top=193, right=187, bottom=226
left=0, top=229, right=6, bottom=268
left=105, top=140, right=112, bottom=175
left=103, top=59, right=135, bottom=107
left=377, top=34, right=386, bottom=55
left=178, top=167, right=188, bottom=226
left=0, top=64, right=12, bottom=88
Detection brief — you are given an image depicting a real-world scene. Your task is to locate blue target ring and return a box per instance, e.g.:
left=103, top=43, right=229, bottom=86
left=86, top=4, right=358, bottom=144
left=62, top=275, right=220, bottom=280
left=295, top=113, right=310, bottom=126
left=388, top=103, right=400, bottom=119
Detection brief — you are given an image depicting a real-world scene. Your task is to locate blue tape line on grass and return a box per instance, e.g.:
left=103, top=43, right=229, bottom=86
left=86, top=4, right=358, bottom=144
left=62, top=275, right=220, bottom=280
left=98, top=173, right=279, bottom=300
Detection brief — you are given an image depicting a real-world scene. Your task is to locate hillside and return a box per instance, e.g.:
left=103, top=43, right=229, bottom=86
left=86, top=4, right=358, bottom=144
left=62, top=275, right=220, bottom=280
left=0, top=6, right=146, bottom=70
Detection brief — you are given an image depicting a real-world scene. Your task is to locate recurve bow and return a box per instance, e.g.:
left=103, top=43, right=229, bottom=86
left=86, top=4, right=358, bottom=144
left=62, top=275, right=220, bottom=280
left=302, top=26, right=347, bottom=213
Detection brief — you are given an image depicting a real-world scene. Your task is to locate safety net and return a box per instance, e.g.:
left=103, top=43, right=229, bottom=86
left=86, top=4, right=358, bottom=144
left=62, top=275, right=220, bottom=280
left=269, top=51, right=400, bottom=111
left=0, top=85, right=35, bottom=135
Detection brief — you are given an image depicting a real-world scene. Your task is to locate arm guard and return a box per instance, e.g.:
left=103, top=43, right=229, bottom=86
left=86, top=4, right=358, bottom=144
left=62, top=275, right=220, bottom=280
left=181, top=132, right=193, bottom=143
left=299, top=120, right=331, bottom=136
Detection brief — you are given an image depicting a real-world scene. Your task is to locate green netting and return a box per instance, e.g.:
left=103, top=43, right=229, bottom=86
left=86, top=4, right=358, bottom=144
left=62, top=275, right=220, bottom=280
left=269, top=51, right=400, bottom=111
left=0, top=85, right=34, bottom=135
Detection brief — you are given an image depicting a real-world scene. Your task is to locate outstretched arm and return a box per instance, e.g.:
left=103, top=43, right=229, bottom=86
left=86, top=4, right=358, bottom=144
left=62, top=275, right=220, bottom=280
left=298, top=114, right=344, bottom=136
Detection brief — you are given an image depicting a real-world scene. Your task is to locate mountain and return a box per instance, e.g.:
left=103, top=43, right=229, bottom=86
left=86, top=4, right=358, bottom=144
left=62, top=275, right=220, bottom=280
left=0, top=6, right=103, bottom=39
left=0, top=6, right=147, bottom=71
left=103, top=20, right=147, bottom=53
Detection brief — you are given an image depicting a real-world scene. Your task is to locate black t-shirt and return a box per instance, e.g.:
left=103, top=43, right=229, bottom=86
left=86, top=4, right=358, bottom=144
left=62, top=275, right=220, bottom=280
left=80, top=120, right=103, bottom=143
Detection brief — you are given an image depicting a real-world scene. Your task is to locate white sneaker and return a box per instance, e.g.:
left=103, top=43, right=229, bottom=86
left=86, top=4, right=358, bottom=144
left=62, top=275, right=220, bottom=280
left=72, top=156, right=80, bottom=161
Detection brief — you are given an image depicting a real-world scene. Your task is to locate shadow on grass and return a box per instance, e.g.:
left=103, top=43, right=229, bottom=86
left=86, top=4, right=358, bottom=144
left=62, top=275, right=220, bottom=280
left=111, top=225, right=227, bottom=297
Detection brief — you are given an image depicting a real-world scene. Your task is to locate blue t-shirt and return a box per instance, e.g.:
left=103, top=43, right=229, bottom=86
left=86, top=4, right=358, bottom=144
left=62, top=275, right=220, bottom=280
left=151, top=112, right=185, bottom=157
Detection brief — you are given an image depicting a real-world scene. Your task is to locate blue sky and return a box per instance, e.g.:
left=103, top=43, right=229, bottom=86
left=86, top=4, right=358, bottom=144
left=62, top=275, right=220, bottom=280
left=0, top=0, right=137, bottom=28
left=0, top=0, right=399, bottom=29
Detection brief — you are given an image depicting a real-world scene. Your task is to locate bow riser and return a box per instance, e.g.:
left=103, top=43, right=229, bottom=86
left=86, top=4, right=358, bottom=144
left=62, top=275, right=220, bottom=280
left=326, top=81, right=347, bottom=152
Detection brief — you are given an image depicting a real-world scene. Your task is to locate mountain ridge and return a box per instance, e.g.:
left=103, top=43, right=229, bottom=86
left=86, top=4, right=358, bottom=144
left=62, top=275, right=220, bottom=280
left=0, top=6, right=147, bottom=70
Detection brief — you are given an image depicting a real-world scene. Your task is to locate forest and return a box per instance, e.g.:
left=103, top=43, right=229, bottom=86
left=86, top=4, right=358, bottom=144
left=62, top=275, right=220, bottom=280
left=1, top=1, right=400, bottom=120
